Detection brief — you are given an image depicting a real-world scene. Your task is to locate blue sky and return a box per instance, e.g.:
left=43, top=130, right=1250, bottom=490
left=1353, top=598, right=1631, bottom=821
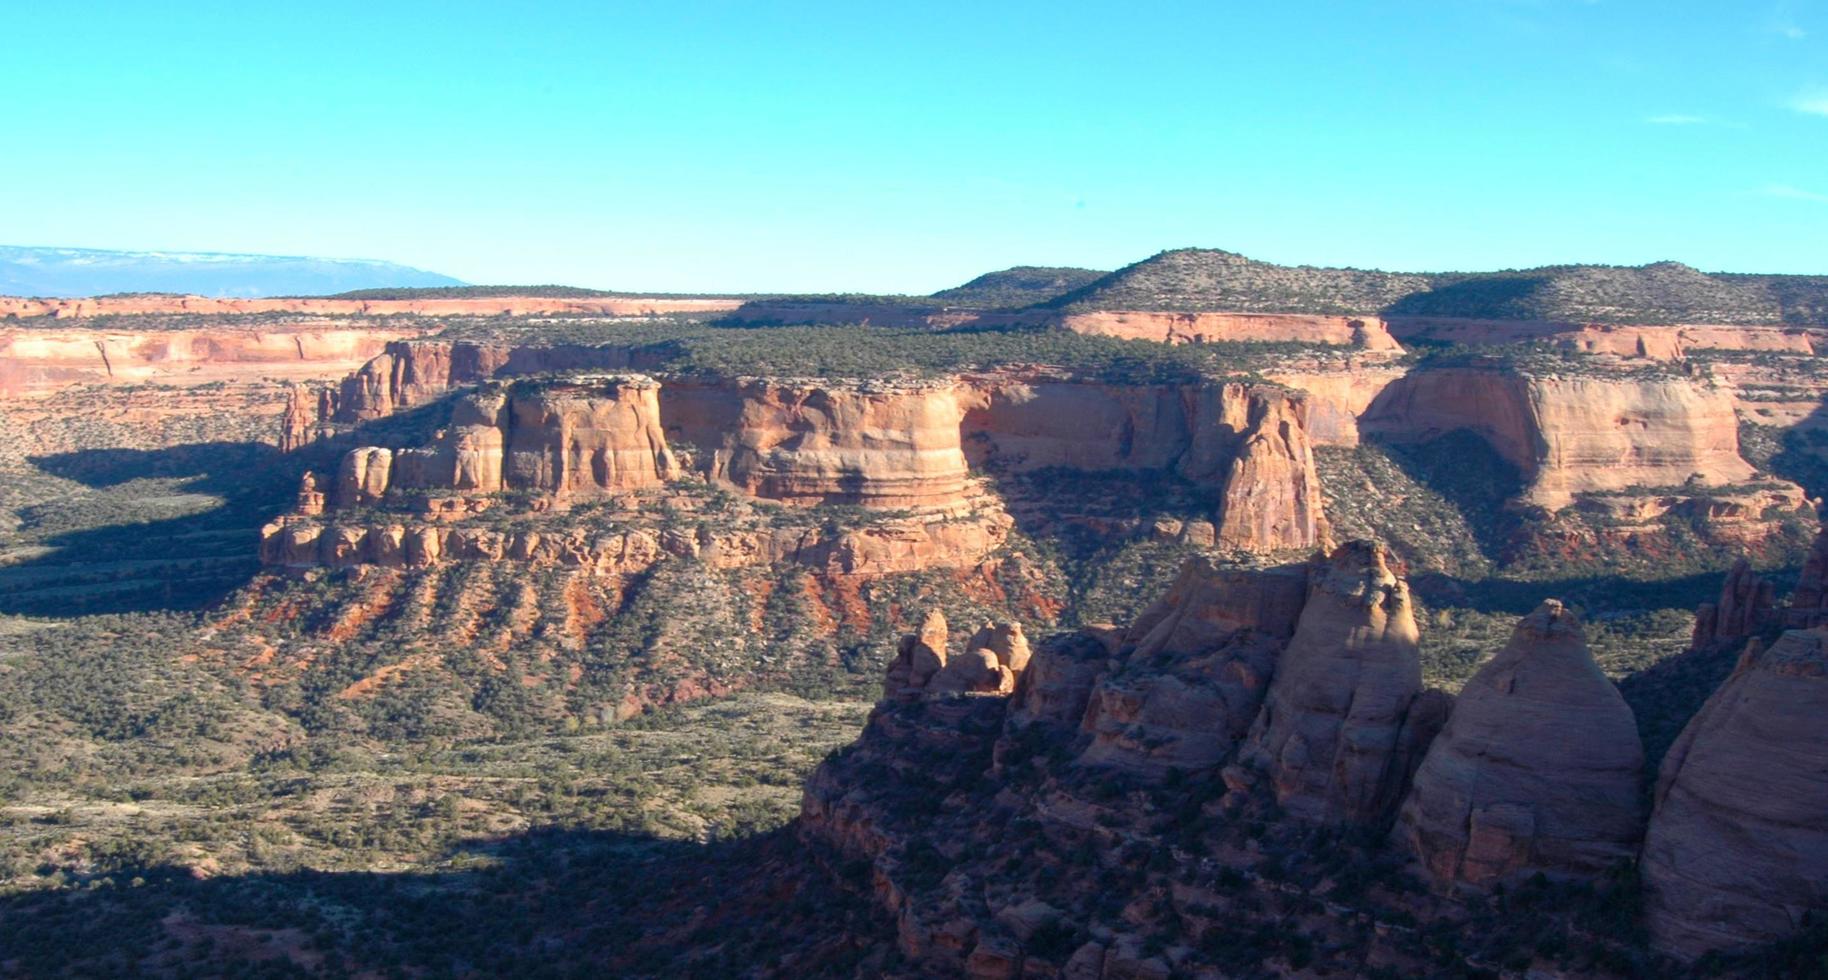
left=2, top=1, right=1823, bottom=291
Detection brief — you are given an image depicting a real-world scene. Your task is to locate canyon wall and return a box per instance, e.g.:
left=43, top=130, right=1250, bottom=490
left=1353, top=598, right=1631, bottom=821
left=663, top=379, right=975, bottom=510
left=0, top=324, right=430, bottom=398
left=1058, top=311, right=1404, bottom=351
left=1384, top=316, right=1815, bottom=361
left=1359, top=367, right=1756, bottom=510
left=0, top=293, right=742, bottom=320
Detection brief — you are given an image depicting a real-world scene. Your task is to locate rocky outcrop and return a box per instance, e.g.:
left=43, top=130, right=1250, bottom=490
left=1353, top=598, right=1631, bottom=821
left=0, top=324, right=426, bottom=398
left=885, top=610, right=952, bottom=700
left=260, top=506, right=1012, bottom=577
left=1784, top=527, right=1828, bottom=629
left=1058, top=311, right=1404, bottom=351
left=0, top=293, right=741, bottom=320
left=1642, top=630, right=1828, bottom=958
left=1243, top=541, right=1429, bottom=824
left=1213, top=391, right=1324, bottom=552
left=666, top=379, right=974, bottom=510
left=333, top=377, right=678, bottom=506
left=1690, top=558, right=1776, bottom=650
left=1383, top=316, right=1815, bottom=361
left=886, top=612, right=1031, bottom=699
left=328, top=340, right=662, bottom=421
left=961, top=374, right=1326, bottom=551
left=1362, top=367, right=1757, bottom=511
left=1077, top=556, right=1308, bottom=777
left=501, top=379, right=677, bottom=495
left=278, top=385, right=319, bottom=452
left=1394, top=601, right=1644, bottom=889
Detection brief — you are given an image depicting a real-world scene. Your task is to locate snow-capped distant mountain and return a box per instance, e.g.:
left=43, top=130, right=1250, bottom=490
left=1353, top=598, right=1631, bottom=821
left=0, top=246, right=465, bottom=298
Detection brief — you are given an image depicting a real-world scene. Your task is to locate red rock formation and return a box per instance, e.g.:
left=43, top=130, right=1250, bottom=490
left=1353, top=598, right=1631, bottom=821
left=1058, top=311, right=1404, bottom=351
left=1784, top=527, right=1828, bottom=629
left=1213, top=391, right=1324, bottom=552
left=1361, top=367, right=1758, bottom=511
left=336, top=377, right=678, bottom=506
left=277, top=386, right=318, bottom=452
left=0, top=293, right=740, bottom=320
left=666, top=378, right=975, bottom=510
left=0, top=323, right=427, bottom=398
left=1642, top=629, right=1828, bottom=958
left=1384, top=316, right=1815, bottom=361
left=1243, top=541, right=1429, bottom=824
left=1394, top=601, right=1644, bottom=889
left=961, top=373, right=1327, bottom=552
left=1690, top=558, right=1776, bottom=650
left=1076, top=557, right=1308, bottom=777
left=884, top=610, right=951, bottom=701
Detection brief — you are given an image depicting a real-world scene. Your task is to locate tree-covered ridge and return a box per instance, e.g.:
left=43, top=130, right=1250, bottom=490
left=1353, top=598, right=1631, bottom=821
left=1041, top=248, right=1439, bottom=316
left=1040, top=248, right=1828, bottom=325
left=929, top=265, right=1107, bottom=308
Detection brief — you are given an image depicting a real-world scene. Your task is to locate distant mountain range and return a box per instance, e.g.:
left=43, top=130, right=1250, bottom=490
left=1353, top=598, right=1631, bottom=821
left=0, top=246, right=464, bottom=298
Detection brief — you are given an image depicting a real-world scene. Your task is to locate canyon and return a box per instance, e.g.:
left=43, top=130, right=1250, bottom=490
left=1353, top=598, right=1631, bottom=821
left=8, top=250, right=1828, bottom=976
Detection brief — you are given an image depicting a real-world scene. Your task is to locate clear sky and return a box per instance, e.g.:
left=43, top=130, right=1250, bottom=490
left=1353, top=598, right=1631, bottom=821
left=2, top=1, right=1823, bottom=292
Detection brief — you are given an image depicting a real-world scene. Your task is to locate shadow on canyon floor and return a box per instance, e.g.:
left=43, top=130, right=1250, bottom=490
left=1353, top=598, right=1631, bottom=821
left=0, top=825, right=887, bottom=979
left=0, top=401, right=459, bottom=618
left=0, top=442, right=302, bottom=617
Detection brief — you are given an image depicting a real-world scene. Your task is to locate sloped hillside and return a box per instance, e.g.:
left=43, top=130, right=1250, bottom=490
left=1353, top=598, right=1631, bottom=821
left=1042, top=248, right=1439, bottom=315
left=930, top=266, right=1106, bottom=308
left=1389, top=261, right=1828, bottom=325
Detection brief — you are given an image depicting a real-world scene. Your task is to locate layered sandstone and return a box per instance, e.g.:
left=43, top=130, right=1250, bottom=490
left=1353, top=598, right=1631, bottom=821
left=1058, top=311, right=1404, bottom=351
left=1384, top=316, right=1815, bottom=361
left=332, top=377, right=677, bottom=506
left=961, top=373, right=1326, bottom=551
left=0, top=293, right=741, bottom=320
left=0, top=323, right=426, bottom=398
left=1643, top=629, right=1828, bottom=958
left=1243, top=541, right=1430, bottom=824
left=260, top=505, right=1011, bottom=577
left=1394, top=601, right=1644, bottom=889
left=665, top=378, right=974, bottom=510
left=328, top=339, right=656, bottom=420
left=1361, top=367, right=1757, bottom=510
left=1784, top=527, right=1828, bottom=629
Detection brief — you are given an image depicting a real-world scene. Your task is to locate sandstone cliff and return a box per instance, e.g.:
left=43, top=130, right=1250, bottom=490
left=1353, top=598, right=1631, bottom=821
left=666, top=378, right=974, bottom=510
left=0, top=323, right=427, bottom=398
left=1056, top=310, right=1405, bottom=350
left=330, top=377, right=677, bottom=506
left=1361, top=367, right=1757, bottom=511
left=0, top=293, right=740, bottom=320
left=1642, top=629, right=1828, bottom=958
left=1393, top=601, right=1644, bottom=889
left=962, top=373, right=1326, bottom=551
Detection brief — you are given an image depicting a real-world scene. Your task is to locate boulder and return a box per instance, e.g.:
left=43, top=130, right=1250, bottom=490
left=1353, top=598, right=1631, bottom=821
left=1393, top=601, right=1644, bottom=888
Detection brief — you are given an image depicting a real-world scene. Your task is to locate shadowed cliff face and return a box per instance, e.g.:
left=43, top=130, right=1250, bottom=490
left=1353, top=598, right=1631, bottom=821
left=795, top=544, right=1701, bottom=976
left=1643, top=629, right=1828, bottom=959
